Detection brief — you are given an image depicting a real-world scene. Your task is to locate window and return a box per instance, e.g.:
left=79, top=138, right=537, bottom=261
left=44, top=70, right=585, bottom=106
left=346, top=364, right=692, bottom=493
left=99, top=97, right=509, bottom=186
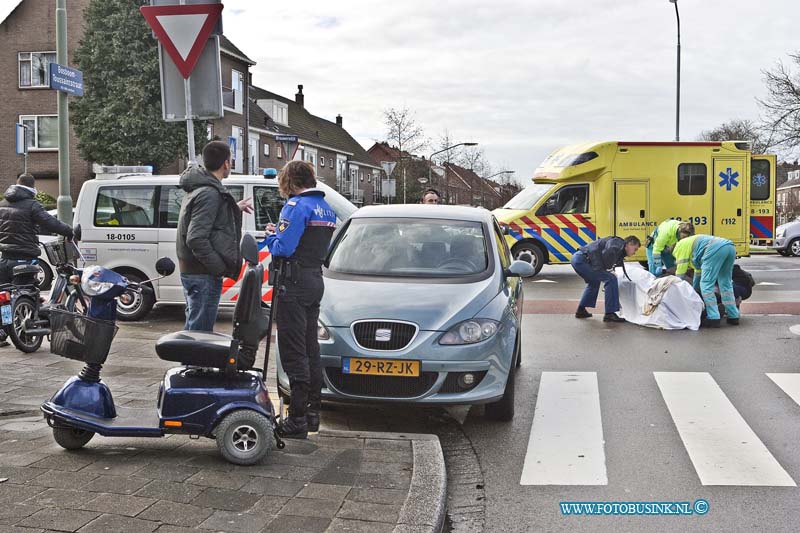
left=678, top=163, right=707, bottom=195
left=155, top=185, right=244, bottom=229
left=536, top=184, right=589, bottom=215
left=19, top=115, right=58, bottom=150
left=276, top=144, right=283, bottom=159
left=328, top=218, right=489, bottom=278
left=95, top=186, right=157, bottom=227
left=751, top=159, right=771, bottom=201
left=260, top=99, right=288, bottom=126
left=232, top=69, right=244, bottom=113
left=493, top=221, right=512, bottom=269
left=19, top=52, right=56, bottom=88
left=206, top=124, right=213, bottom=140
left=263, top=143, right=270, bottom=157
left=254, top=186, right=283, bottom=231
left=330, top=159, right=334, bottom=169
left=503, top=183, right=554, bottom=210
left=320, top=156, right=325, bottom=167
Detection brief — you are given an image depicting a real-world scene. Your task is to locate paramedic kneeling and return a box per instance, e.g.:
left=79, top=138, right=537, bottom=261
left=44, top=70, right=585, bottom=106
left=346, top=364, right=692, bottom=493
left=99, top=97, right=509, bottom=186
left=265, top=161, right=336, bottom=440
left=672, top=234, right=739, bottom=328
left=571, top=235, right=641, bottom=323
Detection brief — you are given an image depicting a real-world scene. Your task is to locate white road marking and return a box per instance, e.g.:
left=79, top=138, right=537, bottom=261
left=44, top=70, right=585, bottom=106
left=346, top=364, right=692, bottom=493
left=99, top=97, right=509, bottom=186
left=790, top=325, right=800, bottom=336
left=654, top=372, right=795, bottom=486
left=531, top=279, right=557, bottom=283
left=767, top=373, right=800, bottom=406
left=520, top=372, right=607, bottom=485
left=757, top=282, right=781, bottom=286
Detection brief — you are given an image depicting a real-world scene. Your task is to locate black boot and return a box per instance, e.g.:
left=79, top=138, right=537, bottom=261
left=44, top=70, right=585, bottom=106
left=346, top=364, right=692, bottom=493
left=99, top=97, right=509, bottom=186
left=277, top=416, right=308, bottom=440
left=575, top=306, right=592, bottom=319
left=726, top=317, right=740, bottom=326
left=307, top=409, right=320, bottom=433
left=603, top=313, right=625, bottom=323
left=701, top=318, right=721, bottom=328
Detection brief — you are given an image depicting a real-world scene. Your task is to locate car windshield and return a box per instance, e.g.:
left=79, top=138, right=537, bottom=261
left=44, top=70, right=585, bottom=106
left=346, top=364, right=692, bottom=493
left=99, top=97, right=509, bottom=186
left=327, top=218, right=489, bottom=278
left=501, top=183, right=553, bottom=210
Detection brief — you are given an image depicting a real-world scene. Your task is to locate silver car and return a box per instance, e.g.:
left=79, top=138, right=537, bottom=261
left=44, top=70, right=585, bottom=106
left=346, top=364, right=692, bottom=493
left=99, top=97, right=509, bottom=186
left=277, top=205, right=535, bottom=421
left=774, top=216, right=800, bottom=256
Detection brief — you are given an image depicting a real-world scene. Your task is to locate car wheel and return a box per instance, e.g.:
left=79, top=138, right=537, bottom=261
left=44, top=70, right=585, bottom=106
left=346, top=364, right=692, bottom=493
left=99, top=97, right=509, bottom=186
left=777, top=249, right=789, bottom=257
left=790, top=238, right=800, bottom=257
left=115, top=272, right=155, bottom=321
left=513, top=243, right=544, bottom=276
left=215, top=409, right=274, bottom=465
left=53, top=426, right=94, bottom=450
left=485, top=364, right=515, bottom=422
left=36, top=263, right=53, bottom=291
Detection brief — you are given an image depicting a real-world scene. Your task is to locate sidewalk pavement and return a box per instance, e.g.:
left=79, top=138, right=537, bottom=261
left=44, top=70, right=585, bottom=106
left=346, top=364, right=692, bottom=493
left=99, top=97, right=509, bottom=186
left=0, top=316, right=446, bottom=533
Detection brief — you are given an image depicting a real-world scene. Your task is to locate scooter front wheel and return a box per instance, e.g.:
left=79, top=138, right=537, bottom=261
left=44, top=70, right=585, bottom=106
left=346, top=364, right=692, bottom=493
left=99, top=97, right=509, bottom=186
left=53, top=426, right=94, bottom=450
left=215, top=409, right=274, bottom=465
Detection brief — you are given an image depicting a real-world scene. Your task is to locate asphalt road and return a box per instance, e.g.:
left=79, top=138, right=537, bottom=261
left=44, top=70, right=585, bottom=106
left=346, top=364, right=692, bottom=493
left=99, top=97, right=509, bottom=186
left=127, top=253, right=800, bottom=532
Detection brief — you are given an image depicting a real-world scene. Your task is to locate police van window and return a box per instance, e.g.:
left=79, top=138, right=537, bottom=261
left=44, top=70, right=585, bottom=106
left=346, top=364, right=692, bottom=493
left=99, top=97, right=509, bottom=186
left=95, top=186, right=156, bottom=227
left=157, top=185, right=243, bottom=228
left=253, top=186, right=283, bottom=231
left=677, top=163, right=707, bottom=195
left=750, top=160, right=771, bottom=201
left=536, top=184, right=589, bottom=215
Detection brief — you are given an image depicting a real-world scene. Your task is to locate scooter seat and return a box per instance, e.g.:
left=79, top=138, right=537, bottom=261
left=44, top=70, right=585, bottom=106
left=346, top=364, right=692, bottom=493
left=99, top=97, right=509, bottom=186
left=155, top=330, right=235, bottom=368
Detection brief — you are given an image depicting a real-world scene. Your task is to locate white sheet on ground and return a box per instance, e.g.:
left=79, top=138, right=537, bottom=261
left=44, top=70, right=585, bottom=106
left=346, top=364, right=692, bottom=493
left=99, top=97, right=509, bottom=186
left=614, top=263, right=703, bottom=330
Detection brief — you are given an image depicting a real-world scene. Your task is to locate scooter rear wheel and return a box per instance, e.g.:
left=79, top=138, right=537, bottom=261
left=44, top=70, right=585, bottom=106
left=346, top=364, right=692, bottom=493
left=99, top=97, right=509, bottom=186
left=53, top=426, right=94, bottom=450
left=9, top=296, right=43, bottom=353
left=215, top=409, right=274, bottom=465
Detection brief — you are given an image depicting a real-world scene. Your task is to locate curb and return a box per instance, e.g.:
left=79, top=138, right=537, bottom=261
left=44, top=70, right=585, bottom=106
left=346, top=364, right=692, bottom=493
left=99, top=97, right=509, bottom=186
left=318, top=430, right=448, bottom=533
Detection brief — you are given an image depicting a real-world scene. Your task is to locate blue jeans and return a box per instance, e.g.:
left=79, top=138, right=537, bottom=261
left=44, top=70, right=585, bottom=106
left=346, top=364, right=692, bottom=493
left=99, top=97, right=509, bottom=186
left=181, top=274, right=223, bottom=331
left=570, top=251, right=620, bottom=314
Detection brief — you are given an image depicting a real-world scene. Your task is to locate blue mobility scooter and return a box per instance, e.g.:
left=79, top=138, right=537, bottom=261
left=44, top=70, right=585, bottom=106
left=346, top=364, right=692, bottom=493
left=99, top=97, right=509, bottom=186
left=41, top=234, right=284, bottom=465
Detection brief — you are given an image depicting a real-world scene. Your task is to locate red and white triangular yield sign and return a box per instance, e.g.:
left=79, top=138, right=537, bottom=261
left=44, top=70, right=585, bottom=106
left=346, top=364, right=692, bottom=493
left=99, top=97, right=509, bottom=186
left=140, top=3, right=223, bottom=79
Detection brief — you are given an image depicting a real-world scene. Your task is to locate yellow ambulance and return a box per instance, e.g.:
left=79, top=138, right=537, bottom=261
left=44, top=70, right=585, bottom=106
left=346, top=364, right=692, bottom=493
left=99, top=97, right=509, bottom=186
left=494, top=141, right=776, bottom=274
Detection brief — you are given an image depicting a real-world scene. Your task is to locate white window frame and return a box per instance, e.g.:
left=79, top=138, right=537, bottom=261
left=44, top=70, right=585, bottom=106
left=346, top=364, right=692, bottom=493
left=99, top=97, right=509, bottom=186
left=264, top=143, right=270, bottom=157
left=232, top=69, right=244, bottom=114
left=19, top=115, right=58, bottom=151
left=18, top=51, right=56, bottom=89
left=320, top=156, right=325, bottom=167
left=276, top=144, right=283, bottom=159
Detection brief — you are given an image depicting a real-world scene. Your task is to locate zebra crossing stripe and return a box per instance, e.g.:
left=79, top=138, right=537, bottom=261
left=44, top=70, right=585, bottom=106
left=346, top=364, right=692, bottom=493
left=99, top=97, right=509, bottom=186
left=654, top=372, right=796, bottom=487
left=520, top=372, right=607, bottom=485
left=766, top=373, right=800, bottom=407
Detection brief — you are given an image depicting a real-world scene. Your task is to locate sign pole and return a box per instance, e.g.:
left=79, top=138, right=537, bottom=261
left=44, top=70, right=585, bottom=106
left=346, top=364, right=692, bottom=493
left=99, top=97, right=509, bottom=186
left=55, top=0, right=72, bottom=224
left=184, top=76, right=196, bottom=165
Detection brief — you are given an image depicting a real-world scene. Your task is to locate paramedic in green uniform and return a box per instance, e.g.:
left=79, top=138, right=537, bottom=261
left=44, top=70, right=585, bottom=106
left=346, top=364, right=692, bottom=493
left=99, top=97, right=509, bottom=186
left=646, top=219, right=694, bottom=276
left=673, top=234, right=740, bottom=328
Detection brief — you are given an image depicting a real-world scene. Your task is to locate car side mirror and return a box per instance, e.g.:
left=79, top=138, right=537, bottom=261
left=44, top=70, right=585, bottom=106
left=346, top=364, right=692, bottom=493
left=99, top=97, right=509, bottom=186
left=505, top=259, right=536, bottom=278
left=155, top=257, right=175, bottom=276
left=73, top=224, right=81, bottom=242
left=241, top=233, right=259, bottom=265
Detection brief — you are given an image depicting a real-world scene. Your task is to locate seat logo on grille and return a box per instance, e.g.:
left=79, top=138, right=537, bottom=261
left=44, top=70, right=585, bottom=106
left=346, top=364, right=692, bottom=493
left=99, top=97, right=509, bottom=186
left=375, top=328, right=392, bottom=342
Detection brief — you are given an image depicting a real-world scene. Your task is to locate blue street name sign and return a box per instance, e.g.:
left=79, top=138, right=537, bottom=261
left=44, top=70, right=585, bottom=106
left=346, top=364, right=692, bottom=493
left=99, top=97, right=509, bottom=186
left=49, top=63, right=84, bottom=96
left=275, top=135, right=298, bottom=142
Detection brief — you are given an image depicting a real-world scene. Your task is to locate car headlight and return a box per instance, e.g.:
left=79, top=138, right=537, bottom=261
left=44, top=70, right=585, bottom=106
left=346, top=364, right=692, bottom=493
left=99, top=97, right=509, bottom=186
left=318, top=320, right=332, bottom=342
left=776, top=227, right=786, bottom=238
left=440, top=319, right=500, bottom=345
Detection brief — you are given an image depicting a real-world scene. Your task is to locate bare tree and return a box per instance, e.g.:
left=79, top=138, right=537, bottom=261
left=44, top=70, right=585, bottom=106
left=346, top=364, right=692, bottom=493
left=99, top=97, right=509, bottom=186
left=698, top=118, right=773, bottom=154
left=384, top=107, right=426, bottom=203
left=460, top=145, right=491, bottom=176
left=758, top=52, right=800, bottom=152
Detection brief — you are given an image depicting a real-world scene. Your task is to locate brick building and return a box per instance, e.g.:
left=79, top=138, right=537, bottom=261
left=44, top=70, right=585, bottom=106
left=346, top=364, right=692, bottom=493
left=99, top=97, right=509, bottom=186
left=0, top=0, right=91, bottom=200
left=0, top=1, right=383, bottom=206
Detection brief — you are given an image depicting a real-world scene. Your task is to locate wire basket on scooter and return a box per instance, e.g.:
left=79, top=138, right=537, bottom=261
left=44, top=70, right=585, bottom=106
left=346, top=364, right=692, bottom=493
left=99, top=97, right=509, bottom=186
left=48, top=308, right=118, bottom=365
left=43, top=238, right=80, bottom=267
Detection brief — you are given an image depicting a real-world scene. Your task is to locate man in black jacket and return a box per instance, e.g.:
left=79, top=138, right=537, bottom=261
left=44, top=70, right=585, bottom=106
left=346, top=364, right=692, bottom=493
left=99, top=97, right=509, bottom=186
left=176, top=141, right=252, bottom=331
left=570, top=235, right=641, bottom=322
left=0, top=174, right=73, bottom=284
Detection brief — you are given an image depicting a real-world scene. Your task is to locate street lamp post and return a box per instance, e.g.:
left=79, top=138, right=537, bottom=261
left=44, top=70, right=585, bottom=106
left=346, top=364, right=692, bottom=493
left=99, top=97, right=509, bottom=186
left=428, top=142, right=477, bottom=204
left=669, top=0, right=681, bottom=141
left=483, top=170, right=515, bottom=207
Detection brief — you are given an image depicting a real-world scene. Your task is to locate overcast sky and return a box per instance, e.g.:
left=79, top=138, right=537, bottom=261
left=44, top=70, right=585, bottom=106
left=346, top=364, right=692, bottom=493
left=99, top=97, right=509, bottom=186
left=224, top=0, right=798, bottom=184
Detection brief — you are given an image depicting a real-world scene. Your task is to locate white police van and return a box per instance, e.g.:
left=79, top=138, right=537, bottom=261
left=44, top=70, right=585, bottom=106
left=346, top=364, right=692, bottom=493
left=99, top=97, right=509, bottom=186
left=68, top=166, right=356, bottom=320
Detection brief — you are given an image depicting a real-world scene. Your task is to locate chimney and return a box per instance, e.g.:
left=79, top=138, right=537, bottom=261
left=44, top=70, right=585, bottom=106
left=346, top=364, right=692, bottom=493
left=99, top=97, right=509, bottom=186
left=336, top=114, right=342, bottom=127
left=295, top=84, right=304, bottom=107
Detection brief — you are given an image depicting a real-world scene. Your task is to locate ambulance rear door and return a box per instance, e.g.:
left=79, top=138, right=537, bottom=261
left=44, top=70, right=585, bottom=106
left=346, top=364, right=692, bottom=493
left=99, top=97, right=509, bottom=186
left=749, top=154, right=776, bottom=244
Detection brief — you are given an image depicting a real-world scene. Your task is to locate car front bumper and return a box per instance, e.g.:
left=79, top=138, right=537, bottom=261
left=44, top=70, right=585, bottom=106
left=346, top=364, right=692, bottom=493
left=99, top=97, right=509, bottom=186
left=773, top=237, right=787, bottom=250
left=277, top=325, right=516, bottom=405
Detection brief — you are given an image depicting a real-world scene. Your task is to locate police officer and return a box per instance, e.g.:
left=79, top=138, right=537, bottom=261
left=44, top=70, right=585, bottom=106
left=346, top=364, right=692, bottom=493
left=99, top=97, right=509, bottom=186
left=265, top=161, right=336, bottom=439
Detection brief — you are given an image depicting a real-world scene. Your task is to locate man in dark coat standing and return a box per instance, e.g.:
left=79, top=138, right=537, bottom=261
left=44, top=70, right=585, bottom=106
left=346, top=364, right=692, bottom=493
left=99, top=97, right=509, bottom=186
left=570, top=235, right=641, bottom=322
left=176, top=141, right=252, bottom=331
